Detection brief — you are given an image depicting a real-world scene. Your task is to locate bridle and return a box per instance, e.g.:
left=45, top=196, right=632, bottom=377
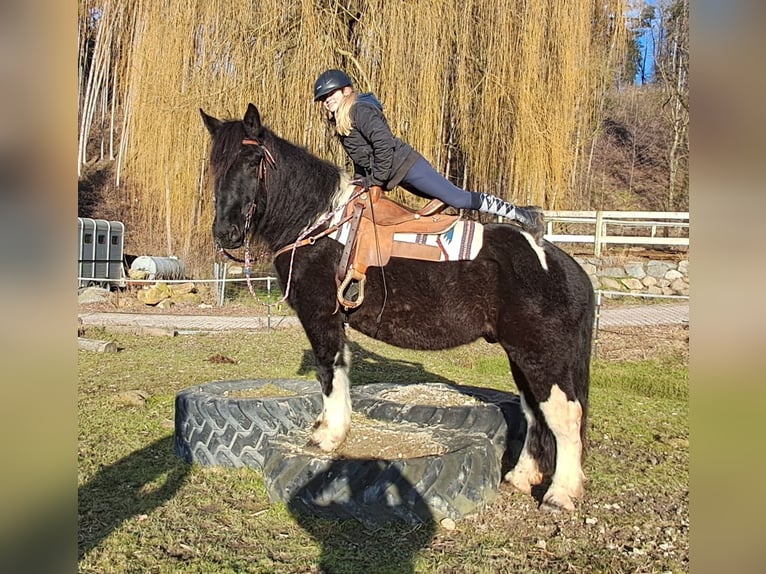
left=215, top=137, right=277, bottom=303
left=216, top=137, right=275, bottom=264
left=215, top=137, right=359, bottom=304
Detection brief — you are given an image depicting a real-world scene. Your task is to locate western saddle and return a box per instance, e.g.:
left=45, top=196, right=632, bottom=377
left=336, top=186, right=460, bottom=309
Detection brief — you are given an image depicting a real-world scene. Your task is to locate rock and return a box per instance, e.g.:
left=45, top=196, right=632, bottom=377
left=624, top=262, right=646, bottom=279
left=137, top=282, right=174, bottom=305
left=665, top=269, right=684, bottom=281
left=646, top=261, right=671, bottom=278
left=642, top=276, right=658, bottom=287
left=670, top=278, right=688, bottom=292
left=621, top=278, right=644, bottom=291
left=440, top=518, right=457, bottom=531
left=78, top=287, right=111, bottom=304
left=116, top=390, right=150, bottom=407
left=128, top=268, right=149, bottom=280
left=678, top=260, right=689, bottom=275
left=136, top=282, right=198, bottom=306
left=170, top=282, right=196, bottom=295
left=600, top=277, right=623, bottom=291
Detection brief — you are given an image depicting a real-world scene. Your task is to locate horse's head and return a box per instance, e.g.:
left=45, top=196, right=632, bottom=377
left=201, top=103, right=269, bottom=250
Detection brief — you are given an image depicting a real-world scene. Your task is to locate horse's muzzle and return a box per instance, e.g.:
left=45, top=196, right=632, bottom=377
left=213, top=222, right=244, bottom=249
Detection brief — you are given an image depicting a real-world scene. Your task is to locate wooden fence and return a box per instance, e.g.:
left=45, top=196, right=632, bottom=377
left=543, top=211, right=689, bottom=255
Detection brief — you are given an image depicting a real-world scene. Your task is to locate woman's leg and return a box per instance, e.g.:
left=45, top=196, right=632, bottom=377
left=399, top=156, right=476, bottom=208
left=400, top=157, right=545, bottom=242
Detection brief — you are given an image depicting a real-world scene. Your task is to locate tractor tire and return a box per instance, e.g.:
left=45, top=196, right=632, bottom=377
left=350, top=382, right=526, bottom=467
left=262, top=425, right=501, bottom=524
left=174, top=378, right=322, bottom=469
left=173, top=379, right=526, bottom=523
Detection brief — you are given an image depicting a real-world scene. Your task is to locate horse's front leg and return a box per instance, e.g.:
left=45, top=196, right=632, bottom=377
left=275, top=247, right=352, bottom=452
left=309, top=330, right=352, bottom=452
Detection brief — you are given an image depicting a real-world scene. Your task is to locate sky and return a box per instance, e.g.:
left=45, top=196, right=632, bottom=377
left=629, top=0, right=659, bottom=85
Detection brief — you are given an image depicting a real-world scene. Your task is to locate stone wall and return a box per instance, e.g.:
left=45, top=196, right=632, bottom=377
left=574, top=256, right=689, bottom=297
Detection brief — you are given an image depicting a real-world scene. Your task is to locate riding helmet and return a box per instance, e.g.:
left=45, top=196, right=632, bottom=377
left=313, top=69, right=353, bottom=101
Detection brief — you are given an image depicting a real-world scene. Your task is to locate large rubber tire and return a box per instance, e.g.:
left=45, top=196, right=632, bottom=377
left=173, top=379, right=523, bottom=523
left=174, top=379, right=322, bottom=469
left=262, top=426, right=501, bottom=524
left=350, top=382, right=526, bottom=469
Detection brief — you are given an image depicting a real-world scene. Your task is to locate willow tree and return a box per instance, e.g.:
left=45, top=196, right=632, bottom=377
left=78, top=0, right=628, bottom=273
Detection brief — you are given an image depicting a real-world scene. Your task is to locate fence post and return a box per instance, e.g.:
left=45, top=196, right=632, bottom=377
left=593, top=289, right=602, bottom=358
left=594, top=211, right=604, bottom=256
left=214, top=262, right=227, bottom=306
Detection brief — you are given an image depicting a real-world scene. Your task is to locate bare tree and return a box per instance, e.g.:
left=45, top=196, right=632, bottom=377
left=654, top=0, right=689, bottom=211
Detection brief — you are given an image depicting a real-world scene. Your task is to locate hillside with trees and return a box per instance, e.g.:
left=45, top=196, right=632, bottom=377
left=78, top=0, right=688, bottom=272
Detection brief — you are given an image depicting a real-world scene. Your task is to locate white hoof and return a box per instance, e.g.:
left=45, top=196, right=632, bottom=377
left=541, top=485, right=576, bottom=512
left=504, top=462, right=543, bottom=495
left=310, top=423, right=348, bottom=452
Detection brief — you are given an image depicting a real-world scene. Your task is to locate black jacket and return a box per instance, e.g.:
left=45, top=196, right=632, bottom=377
left=336, top=93, right=420, bottom=190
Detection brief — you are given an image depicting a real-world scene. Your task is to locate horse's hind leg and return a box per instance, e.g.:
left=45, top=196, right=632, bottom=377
left=505, top=392, right=544, bottom=495
left=537, top=383, right=585, bottom=511
left=505, top=360, right=585, bottom=511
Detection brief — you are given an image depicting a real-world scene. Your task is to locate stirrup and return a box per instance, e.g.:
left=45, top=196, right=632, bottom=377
left=337, top=271, right=365, bottom=309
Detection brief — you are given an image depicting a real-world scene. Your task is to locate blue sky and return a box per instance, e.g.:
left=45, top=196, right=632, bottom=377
left=629, top=0, right=659, bottom=85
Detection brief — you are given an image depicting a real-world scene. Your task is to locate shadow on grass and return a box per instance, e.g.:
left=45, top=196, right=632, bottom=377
left=297, top=340, right=459, bottom=386
left=286, top=459, right=437, bottom=574
left=78, top=435, right=190, bottom=560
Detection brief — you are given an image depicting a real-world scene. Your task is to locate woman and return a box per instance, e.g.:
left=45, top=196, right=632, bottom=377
left=313, top=69, right=545, bottom=242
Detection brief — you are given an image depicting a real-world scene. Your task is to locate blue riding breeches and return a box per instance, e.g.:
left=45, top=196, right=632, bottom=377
left=398, top=156, right=483, bottom=210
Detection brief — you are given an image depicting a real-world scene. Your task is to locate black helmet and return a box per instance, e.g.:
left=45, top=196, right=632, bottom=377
left=313, top=69, right=352, bottom=101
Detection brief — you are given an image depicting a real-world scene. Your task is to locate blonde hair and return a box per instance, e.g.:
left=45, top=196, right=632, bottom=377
left=333, top=90, right=357, bottom=137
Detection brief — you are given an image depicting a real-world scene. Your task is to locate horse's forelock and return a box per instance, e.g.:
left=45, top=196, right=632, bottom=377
left=209, top=120, right=251, bottom=180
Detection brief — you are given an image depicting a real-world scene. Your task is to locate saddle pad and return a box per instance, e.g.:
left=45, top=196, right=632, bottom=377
left=395, top=220, right=484, bottom=261
left=330, top=219, right=484, bottom=262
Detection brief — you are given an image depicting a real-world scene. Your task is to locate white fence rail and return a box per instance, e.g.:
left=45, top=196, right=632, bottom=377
left=543, top=211, right=689, bottom=256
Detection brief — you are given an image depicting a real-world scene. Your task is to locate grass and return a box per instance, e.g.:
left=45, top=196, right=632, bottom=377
left=78, top=326, right=688, bottom=573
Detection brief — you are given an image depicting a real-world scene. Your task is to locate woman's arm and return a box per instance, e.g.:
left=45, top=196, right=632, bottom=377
left=353, top=102, right=396, bottom=187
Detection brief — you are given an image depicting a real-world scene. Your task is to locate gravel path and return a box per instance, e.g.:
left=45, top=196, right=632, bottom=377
left=79, top=303, right=688, bottom=333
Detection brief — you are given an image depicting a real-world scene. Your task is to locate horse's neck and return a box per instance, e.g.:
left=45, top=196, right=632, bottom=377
left=260, top=136, right=342, bottom=250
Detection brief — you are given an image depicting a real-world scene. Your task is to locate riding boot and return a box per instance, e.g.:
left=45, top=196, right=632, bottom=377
left=477, top=193, right=545, bottom=243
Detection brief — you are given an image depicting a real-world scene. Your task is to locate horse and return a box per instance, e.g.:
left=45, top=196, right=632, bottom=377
left=200, top=103, right=595, bottom=511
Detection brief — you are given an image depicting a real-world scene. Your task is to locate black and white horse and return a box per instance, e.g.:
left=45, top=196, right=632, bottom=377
left=201, top=104, right=595, bottom=511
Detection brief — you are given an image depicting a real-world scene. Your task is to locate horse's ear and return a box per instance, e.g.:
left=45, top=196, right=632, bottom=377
left=200, top=109, right=223, bottom=136
left=243, top=103, right=263, bottom=137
